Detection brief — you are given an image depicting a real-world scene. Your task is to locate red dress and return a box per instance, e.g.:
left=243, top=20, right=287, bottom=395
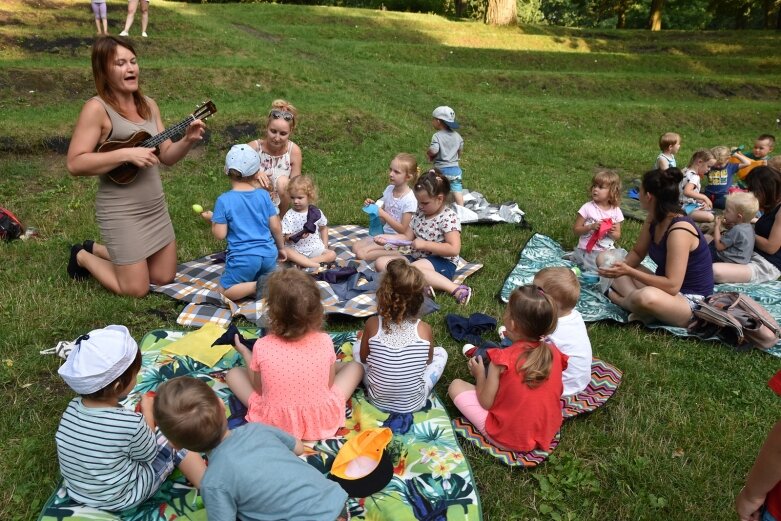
left=485, top=341, right=568, bottom=452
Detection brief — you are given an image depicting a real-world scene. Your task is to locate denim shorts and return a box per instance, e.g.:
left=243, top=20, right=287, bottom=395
left=438, top=166, right=463, bottom=193
left=221, top=253, right=277, bottom=289
left=406, top=254, right=457, bottom=280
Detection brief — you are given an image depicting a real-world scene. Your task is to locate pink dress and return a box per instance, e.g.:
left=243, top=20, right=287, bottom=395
left=247, top=331, right=346, bottom=440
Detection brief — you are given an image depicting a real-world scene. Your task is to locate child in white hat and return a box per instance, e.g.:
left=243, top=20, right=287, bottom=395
left=55, top=325, right=206, bottom=511
left=200, top=144, right=287, bottom=301
left=427, top=105, right=465, bottom=206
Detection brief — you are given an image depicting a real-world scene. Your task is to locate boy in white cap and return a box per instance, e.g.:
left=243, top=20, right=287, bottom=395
left=427, top=105, right=465, bottom=206
left=200, top=144, right=287, bottom=300
left=55, top=325, right=206, bottom=511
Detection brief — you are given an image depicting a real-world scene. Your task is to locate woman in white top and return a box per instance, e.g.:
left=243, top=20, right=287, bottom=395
left=248, top=99, right=302, bottom=216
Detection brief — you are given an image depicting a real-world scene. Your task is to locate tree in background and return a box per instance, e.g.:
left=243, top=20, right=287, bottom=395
left=485, top=0, right=517, bottom=24
left=647, top=0, right=664, bottom=29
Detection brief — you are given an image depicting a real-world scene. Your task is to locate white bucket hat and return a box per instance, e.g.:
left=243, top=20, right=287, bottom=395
left=58, top=325, right=138, bottom=395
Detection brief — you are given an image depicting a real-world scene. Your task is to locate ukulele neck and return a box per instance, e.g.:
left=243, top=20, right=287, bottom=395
left=141, top=115, right=195, bottom=149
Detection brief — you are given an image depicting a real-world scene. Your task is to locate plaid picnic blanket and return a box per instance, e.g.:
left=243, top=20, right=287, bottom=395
left=152, top=225, right=483, bottom=328
left=500, top=233, right=781, bottom=357
left=452, top=357, right=622, bottom=467
left=39, top=329, right=482, bottom=521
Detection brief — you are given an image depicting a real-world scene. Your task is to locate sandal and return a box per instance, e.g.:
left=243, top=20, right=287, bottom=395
left=67, top=245, right=90, bottom=280
left=451, top=285, right=472, bottom=305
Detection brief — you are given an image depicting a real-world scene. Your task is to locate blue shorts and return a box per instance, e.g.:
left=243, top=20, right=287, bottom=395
left=151, top=430, right=188, bottom=490
left=406, top=254, right=457, bottom=280
left=438, top=166, right=463, bottom=193
left=221, top=253, right=277, bottom=289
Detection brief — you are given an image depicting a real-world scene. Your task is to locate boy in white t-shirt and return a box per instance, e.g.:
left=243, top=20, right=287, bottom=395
left=533, top=267, right=592, bottom=396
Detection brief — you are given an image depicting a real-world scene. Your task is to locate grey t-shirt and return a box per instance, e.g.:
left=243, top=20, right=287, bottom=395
left=201, top=423, right=347, bottom=521
left=429, top=129, right=463, bottom=169
left=717, top=222, right=755, bottom=264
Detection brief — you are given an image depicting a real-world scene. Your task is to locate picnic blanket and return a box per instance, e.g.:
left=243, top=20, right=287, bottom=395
left=500, top=233, right=781, bottom=357
left=39, top=329, right=482, bottom=521
left=452, top=357, right=622, bottom=467
left=152, top=225, right=483, bottom=328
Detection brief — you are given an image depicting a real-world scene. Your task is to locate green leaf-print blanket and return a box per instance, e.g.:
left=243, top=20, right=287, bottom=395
left=501, top=233, right=781, bottom=358
left=39, top=330, right=482, bottom=521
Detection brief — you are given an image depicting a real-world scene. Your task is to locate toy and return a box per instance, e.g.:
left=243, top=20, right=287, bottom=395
left=192, top=204, right=204, bottom=214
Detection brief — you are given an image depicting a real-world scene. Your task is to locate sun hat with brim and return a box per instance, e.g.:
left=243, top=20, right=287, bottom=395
left=225, top=144, right=261, bottom=178
left=58, top=325, right=138, bottom=395
left=432, top=105, right=460, bottom=130
left=329, top=427, right=393, bottom=497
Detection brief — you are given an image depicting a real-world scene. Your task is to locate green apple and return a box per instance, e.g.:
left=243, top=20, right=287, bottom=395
left=192, top=204, right=204, bottom=214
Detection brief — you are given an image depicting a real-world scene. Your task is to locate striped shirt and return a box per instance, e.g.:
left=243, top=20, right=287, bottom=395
left=365, top=318, right=431, bottom=413
left=55, top=397, right=158, bottom=511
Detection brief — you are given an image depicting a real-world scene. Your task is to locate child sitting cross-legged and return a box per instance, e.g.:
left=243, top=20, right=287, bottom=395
left=449, top=286, right=568, bottom=452
left=679, top=149, right=716, bottom=224
left=354, top=259, right=448, bottom=413
left=708, top=191, right=759, bottom=265
left=154, top=377, right=351, bottom=521
left=226, top=268, right=364, bottom=441
left=281, top=175, right=337, bottom=269
left=55, top=326, right=206, bottom=511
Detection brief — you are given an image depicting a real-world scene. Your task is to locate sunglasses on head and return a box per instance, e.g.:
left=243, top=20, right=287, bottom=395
left=269, top=109, right=294, bottom=121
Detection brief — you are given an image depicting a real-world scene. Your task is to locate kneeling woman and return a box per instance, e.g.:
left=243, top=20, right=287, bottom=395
left=598, top=168, right=714, bottom=327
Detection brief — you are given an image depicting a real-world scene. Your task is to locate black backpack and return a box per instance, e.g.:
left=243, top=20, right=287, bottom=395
left=0, top=207, right=23, bottom=242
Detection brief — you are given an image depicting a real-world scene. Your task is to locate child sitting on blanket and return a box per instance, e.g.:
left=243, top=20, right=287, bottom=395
left=353, top=153, right=419, bottom=261
left=448, top=286, right=568, bottom=453
left=533, top=267, right=592, bottom=397
left=201, top=144, right=287, bottom=301
left=154, top=377, right=350, bottom=521
left=55, top=326, right=206, bottom=511
left=355, top=259, right=448, bottom=413
left=374, top=169, right=472, bottom=305
left=572, top=171, right=624, bottom=271
left=679, top=149, right=716, bottom=224
left=281, top=175, right=338, bottom=269
left=707, top=191, right=759, bottom=265
left=225, top=269, right=364, bottom=441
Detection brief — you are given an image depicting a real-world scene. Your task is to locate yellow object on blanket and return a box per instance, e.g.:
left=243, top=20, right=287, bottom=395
left=161, top=323, right=231, bottom=366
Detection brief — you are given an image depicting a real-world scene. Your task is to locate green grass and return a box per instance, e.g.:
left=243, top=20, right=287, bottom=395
left=2, top=1, right=781, bottom=519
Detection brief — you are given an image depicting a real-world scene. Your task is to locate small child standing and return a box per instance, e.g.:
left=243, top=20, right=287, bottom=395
left=708, top=192, right=759, bottom=265
left=91, top=0, right=108, bottom=35
left=680, top=149, right=716, bottom=223
left=154, top=377, right=350, bottom=521
left=374, top=169, right=471, bottom=304
left=655, top=132, right=681, bottom=170
left=572, top=171, right=624, bottom=272
left=449, top=286, right=567, bottom=452
left=55, top=326, right=205, bottom=511
left=226, top=269, right=364, bottom=441
left=533, top=268, right=592, bottom=397
left=427, top=106, right=465, bottom=206
left=705, top=146, right=751, bottom=209
left=353, top=153, right=419, bottom=261
left=281, top=175, right=337, bottom=269
left=203, top=144, right=286, bottom=301
left=355, top=259, right=448, bottom=413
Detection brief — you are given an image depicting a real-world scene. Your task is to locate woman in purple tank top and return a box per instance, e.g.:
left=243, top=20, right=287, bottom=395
left=598, top=168, right=714, bottom=327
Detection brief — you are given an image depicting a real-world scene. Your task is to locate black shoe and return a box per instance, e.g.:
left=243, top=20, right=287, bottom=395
left=82, top=239, right=95, bottom=255
left=67, top=245, right=91, bottom=280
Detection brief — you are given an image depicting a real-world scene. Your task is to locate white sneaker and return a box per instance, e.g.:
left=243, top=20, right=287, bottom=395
left=498, top=325, right=508, bottom=341
left=141, top=31, right=148, bottom=38
left=40, top=340, right=75, bottom=360
left=119, top=30, right=129, bottom=36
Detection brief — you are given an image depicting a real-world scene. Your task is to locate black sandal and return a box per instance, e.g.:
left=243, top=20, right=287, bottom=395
left=67, top=245, right=91, bottom=280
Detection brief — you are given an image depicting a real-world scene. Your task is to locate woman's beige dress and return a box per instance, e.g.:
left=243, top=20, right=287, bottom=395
left=93, top=97, right=175, bottom=265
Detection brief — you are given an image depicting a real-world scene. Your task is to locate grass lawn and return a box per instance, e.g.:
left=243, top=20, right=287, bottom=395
left=2, top=1, right=781, bottom=519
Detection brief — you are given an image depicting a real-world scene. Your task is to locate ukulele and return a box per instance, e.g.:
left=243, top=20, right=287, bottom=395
left=98, top=100, right=217, bottom=185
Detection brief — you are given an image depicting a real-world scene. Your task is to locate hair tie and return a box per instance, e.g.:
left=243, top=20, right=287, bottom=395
left=536, top=286, right=545, bottom=296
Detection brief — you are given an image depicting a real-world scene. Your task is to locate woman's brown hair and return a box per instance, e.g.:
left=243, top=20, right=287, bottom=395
left=506, top=285, right=558, bottom=389
left=376, top=259, right=425, bottom=332
left=265, top=268, right=323, bottom=340
left=746, top=166, right=781, bottom=212
left=91, top=36, right=151, bottom=120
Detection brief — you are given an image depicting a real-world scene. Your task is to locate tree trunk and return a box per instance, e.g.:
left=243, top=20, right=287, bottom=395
left=648, top=0, right=665, bottom=30
left=616, top=8, right=627, bottom=29
left=777, top=3, right=781, bottom=30
left=763, top=0, right=773, bottom=28
left=485, top=0, right=517, bottom=25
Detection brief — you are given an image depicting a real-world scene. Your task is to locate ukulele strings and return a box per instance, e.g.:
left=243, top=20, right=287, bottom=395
left=140, top=104, right=212, bottom=149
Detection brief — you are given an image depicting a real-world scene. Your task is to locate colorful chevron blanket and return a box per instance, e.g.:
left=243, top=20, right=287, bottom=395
left=501, top=233, right=781, bottom=357
left=39, top=329, right=482, bottom=521
left=452, top=357, right=622, bottom=467
left=152, top=225, right=482, bottom=327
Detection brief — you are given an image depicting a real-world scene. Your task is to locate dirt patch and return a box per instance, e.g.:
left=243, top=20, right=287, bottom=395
left=0, top=10, right=25, bottom=25
left=224, top=122, right=259, bottom=142
left=20, top=36, right=93, bottom=55
left=0, top=136, right=29, bottom=154
left=43, top=136, right=70, bottom=154
left=232, top=23, right=283, bottom=43
left=22, top=0, right=66, bottom=9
